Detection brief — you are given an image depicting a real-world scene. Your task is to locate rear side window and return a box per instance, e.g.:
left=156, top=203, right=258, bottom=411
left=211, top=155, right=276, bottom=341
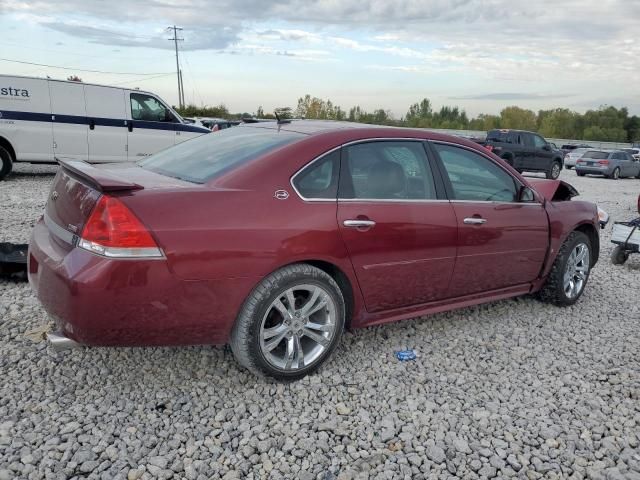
left=293, top=150, right=340, bottom=199
left=486, top=130, right=518, bottom=144
left=139, top=127, right=304, bottom=183
left=582, top=151, right=609, bottom=160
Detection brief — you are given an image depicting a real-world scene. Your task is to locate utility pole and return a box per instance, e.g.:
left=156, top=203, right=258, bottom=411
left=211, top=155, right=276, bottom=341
left=167, top=26, right=184, bottom=109
left=179, top=69, right=185, bottom=107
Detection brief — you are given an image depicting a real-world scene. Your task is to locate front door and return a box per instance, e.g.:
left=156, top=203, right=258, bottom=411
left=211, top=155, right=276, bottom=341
left=337, top=140, right=458, bottom=313
left=431, top=142, right=549, bottom=297
left=127, top=92, right=176, bottom=160
left=532, top=134, right=553, bottom=171
left=85, top=85, right=128, bottom=163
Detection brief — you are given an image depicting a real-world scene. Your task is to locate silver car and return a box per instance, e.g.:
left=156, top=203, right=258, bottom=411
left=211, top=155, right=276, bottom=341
left=576, top=150, right=640, bottom=179
left=564, top=147, right=592, bottom=169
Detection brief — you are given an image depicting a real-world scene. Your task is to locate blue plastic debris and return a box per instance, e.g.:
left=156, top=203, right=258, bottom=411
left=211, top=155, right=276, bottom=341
left=395, top=350, right=417, bottom=361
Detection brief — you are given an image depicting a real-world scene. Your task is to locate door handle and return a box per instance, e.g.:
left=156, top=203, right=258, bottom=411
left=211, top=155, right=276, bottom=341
left=127, top=121, right=133, bottom=133
left=343, top=219, right=376, bottom=228
left=89, top=119, right=95, bottom=130
left=463, top=217, right=487, bottom=225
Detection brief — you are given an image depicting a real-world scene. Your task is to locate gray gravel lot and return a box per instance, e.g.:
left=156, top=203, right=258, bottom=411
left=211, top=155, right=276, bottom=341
left=1, top=163, right=639, bottom=480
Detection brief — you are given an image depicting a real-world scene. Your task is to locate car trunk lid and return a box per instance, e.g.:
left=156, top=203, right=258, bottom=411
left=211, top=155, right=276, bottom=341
left=45, top=160, right=193, bottom=249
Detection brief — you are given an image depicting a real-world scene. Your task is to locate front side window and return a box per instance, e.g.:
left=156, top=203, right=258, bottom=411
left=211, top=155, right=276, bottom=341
left=339, top=141, right=436, bottom=200
left=130, top=93, right=175, bottom=122
left=434, top=144, right=518, bottom=202
left=293, top=150, right=339, bottom=199
left=533, top=135, right=547, bottom=148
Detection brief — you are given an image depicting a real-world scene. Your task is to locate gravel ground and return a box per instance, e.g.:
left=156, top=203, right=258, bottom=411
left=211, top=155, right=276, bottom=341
left=1, top=163, right=639, bottom=480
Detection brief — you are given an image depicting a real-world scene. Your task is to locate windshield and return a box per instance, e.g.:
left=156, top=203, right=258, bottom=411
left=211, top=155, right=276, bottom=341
left=582, top=151, right=609, bottom=159
left=139, top=126, right=304, bottom=183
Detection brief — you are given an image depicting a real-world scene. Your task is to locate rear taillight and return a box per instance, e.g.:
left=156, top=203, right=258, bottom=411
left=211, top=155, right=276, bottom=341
left=78, top=196, right=163, bottom=258
left=598, top=160, right=609, bottom=165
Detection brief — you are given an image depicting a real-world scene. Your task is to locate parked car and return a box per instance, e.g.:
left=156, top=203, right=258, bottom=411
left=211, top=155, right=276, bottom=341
left=0, top=74, right=211, bottom=180
left=481, top=129, right=564, bottom=179
left=29, top=121, right=603, bottom=380
left=622, top=148, right=640, bottom=161
left=564, top=147, right=592, bottom=169
left=561, top=143, right=592, bottom=155
left=576, top=150, right=640, bottom=179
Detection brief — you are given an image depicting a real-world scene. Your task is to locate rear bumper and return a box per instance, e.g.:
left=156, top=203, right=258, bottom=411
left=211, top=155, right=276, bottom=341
left=28, top=218, right=255, bottom=347
left=575, top=165, right=612, bottom=175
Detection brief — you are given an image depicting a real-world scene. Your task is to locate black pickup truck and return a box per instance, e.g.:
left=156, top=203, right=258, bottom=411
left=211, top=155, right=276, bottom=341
left=479, top=129, right=564, bottom=179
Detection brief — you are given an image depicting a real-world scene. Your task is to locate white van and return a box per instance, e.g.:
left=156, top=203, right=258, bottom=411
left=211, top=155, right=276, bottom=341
left=0, top=74, right=210, bottom=179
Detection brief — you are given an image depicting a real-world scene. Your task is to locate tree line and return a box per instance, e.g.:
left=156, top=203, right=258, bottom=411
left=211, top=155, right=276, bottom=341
left=176, top=95, right=640, bottom=142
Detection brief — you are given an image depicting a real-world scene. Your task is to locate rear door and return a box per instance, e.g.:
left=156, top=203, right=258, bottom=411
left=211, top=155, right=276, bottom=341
left=127, top=92, right=176, bottom=160
left=431, top=142, right=549, bottom=297
left=49, top=80, right=88, bottom=161
left=336, top=140, right=457, bottom=313
left=84, top=85, right=128, bottom=163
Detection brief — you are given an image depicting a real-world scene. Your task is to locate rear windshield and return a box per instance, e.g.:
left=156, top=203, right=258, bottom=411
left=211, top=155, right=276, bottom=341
left=139, top=127, right=304, bottom=183
left=582, top=151, right=609, bottom=159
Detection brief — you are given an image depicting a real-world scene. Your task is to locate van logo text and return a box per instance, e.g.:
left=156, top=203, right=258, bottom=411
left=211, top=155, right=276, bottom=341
left=1, top=87, right=30, bottom=98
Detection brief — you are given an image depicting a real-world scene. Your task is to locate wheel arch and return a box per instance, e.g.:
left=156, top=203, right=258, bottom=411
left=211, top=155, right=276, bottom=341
left=298, top=260, right=356, bottom=330
left=574, top=222, right=600, bottom=266
left=0, top=136, right=16, bottom=161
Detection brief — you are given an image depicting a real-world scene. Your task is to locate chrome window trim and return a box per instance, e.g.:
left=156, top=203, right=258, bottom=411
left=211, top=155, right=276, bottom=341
left=44, top=211, right=76, bottom=245
left=430, top=140, right=544, bottom=206
left=290, top=138, right=433, bottom=203
left=338, top=198, right=450, bottom=204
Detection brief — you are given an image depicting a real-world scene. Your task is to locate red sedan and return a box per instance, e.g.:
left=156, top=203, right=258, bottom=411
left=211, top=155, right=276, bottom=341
left=29, top=121, right=601, bottom=380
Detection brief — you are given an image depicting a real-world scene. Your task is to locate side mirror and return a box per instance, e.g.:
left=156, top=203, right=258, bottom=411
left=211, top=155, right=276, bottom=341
left=518, top=186, right=536, bottom=203
left=543, top=144, right=552, bottom=151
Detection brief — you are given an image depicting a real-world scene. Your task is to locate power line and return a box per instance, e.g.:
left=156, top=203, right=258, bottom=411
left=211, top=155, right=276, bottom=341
left=0, top=58, right=172, bottom=75
left=167, top=26, right=184, bottom=108
left=108, top=73, right=175, bottom=86
left=178, top=41, right=204, bottom=107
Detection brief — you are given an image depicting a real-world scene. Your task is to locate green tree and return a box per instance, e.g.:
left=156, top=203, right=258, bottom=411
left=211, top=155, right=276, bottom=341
left=538, top=108, right=580, bottom=139
left=499, top=106, right=537, bottom=131
left=405, top=98, right=433, bottom=127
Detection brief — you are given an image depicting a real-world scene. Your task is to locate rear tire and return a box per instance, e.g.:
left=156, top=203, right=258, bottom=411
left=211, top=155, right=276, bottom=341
left=547, top=161, right=562, bottom=179
left=610, top=167, right=620, bottom=180
left=611, top=246, right=629, bottom=265
left=0, top=146, right=13, bottom=181
left=564, top=165, right=572, bottom=170
left=538, top=231, right=591, bottom=306
left=230, top=264, right=345, bottom=381
left=577, top=171, right=586, bottom=177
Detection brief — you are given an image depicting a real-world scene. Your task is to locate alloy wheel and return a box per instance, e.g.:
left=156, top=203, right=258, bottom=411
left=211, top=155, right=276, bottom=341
left=563, top=243, right=590, bottom=299
left=259, top=284, right=337, bottom=371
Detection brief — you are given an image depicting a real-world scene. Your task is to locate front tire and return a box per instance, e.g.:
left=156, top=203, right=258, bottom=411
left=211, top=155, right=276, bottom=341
left=0, top=146, right=13, bottom=181
left=538, top=231, right=591, bottom=306
left=547, top=161, right=562, bottom=179
left=230, top=264, right=345, bottom=380
left=611, top=246, right=629, bottom=265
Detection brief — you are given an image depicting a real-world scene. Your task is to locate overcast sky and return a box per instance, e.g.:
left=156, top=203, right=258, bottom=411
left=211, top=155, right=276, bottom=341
left=1, top=0, right=638, bottom=117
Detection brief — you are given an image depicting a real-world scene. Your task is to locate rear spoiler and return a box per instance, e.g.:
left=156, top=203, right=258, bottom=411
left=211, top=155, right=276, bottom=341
left=57, top=158, right=143, bottom=192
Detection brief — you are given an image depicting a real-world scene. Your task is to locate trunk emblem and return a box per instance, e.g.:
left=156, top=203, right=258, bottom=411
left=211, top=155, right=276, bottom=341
left=274, top=190, right=289, bottom=200
left=51, top=191, right=59, bottom=201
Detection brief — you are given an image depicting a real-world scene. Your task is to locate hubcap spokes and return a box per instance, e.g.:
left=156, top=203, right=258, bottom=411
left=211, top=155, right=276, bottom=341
left=563, top=243, right=590, bottom=299
left=260, top=284, right=336, bottom=371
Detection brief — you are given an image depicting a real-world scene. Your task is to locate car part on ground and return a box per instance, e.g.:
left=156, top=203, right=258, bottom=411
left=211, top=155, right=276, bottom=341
left=0, top=243, right=28, bottom=280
